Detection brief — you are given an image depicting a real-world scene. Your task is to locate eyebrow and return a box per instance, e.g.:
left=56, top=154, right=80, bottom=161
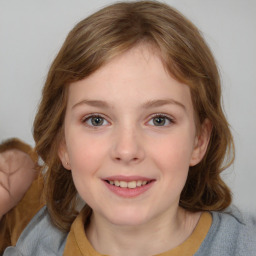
left=72, top=98, right=186, bottom=111
left=72, top=100, right=111, bottom=109
left=141, top=99, right=186, bottom=111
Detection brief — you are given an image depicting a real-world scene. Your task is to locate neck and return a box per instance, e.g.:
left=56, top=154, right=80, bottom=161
left=86, top=207, right=201, bottom=256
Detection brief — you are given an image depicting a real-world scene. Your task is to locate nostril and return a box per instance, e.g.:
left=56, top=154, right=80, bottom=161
left=115, top=157, right=139, bottom=162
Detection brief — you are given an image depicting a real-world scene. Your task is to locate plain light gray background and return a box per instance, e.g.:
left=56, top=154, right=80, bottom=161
left=0, top=0, right=255, bottom=213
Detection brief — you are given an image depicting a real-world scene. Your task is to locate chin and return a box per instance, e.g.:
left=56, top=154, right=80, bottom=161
left=105, top=208, right=152, bottom=227
left=111, top=216, right=148, bottom=227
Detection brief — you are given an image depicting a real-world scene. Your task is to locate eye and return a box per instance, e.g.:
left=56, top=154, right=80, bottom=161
left=148, top=114, right=173, bottom=127
left=83, top=115, right=109, bottom=127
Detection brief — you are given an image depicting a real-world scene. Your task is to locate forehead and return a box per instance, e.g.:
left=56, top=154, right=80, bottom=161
left=67, top=44, right=193, bottom=113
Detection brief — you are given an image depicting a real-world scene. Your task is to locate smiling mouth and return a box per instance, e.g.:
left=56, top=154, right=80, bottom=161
left=105, top=180, right=152, bottom=189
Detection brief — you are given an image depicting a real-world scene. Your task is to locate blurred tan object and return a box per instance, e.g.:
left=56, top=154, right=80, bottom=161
left=0, top=138, right=38, bottom=219
left=0, top=138, right=44, bottom=253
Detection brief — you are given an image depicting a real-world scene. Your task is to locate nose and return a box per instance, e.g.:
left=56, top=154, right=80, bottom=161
left=110, top=125, right=145, bottom=165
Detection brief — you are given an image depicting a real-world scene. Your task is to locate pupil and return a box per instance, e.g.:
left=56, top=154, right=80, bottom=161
left=153, top=117, right=165, bottom=126
left=92, top=117, right=103, bottom=126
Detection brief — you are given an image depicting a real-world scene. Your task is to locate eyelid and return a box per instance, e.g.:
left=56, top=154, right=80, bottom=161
left=146, top=113, right=175, bottom=126
left=80, top=112, right=174, bottom=127
left=81, top=113, right=110, bottom=127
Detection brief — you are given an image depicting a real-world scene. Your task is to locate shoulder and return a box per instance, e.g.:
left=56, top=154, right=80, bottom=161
left=196, top=205, right=256, bottom=256
left=3, top=206, right=68, bottom=256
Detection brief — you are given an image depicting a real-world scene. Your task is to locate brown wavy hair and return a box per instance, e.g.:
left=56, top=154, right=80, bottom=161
left=33, top=1, right=234, bottom=231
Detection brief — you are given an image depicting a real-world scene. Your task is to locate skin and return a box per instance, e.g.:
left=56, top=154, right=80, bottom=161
left=59, top=44, right=211, bottom=256
left=0, top=149, right=37, bottom=220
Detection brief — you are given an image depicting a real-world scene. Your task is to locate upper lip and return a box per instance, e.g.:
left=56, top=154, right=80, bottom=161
left=103, top=175, right=154, bottom=182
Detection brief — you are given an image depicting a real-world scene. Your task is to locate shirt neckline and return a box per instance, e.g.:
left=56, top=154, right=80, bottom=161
left=64, top=208, right=212, bottom=256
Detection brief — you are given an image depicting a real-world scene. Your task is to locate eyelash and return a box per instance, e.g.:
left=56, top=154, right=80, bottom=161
left=82, top=114, right=110, bottom=128
left=147, top=113, right=174, bottom=127
left=81, top=113, right=174, bottom=128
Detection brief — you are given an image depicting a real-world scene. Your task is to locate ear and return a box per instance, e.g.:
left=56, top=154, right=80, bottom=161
left=190, top=119, right=212, bottom=166
left=58, top=139, right=71, bottom=170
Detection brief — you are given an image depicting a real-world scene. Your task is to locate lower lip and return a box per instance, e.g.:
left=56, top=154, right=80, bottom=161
left=103, top=181, right=155, bottom=198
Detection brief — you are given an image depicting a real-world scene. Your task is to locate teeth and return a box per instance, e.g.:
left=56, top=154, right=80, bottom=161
left=128, top=181, right=136, bottom=189
left=108, top=180, right=149, bottom=188
left=137, top=181, right=142, bottom=187
left=120, top=181, right=128, bottom=188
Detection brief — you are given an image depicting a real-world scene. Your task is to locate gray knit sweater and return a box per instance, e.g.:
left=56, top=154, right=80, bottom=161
left=3, top=206, right=256, bottom=256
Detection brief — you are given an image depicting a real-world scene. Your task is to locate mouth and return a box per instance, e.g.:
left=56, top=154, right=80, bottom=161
left=102, top=176, right=155, bottom=197
left=104, top=180, right=152, bottom=189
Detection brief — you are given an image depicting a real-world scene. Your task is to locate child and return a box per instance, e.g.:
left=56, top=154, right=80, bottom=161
left=0, top=138, right=38, bottom=220
left=0, top=138, right=43, bottom=252
left=3, top=1, right=256, bottom=255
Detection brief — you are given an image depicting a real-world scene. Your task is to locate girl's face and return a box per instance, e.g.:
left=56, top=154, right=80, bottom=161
left=59, top=45, right=209, bottom=227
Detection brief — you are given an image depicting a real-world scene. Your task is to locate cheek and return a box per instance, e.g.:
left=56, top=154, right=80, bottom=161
left=66, top=138, right=108, bottom=203
left=149, top=132, right=195, bottom=194
left=150, top=132, right=195, bottom=169
left=67, top=135, right=108, bottom=175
